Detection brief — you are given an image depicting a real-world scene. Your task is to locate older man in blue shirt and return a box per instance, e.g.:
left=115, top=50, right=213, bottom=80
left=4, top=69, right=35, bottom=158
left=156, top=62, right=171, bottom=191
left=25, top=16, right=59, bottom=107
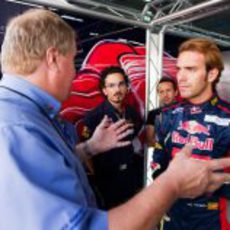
left=1, top=8, right=230, bottom=230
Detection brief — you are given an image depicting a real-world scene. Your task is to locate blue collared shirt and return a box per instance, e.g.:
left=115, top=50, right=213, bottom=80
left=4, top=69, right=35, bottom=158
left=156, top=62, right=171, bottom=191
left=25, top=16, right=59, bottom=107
left=0, top=74, right=108, bottom=230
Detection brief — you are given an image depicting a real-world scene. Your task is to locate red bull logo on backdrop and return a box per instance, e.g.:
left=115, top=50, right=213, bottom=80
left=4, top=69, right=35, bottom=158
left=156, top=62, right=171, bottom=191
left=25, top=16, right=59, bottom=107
left=172, top=131, right=214, bottom=151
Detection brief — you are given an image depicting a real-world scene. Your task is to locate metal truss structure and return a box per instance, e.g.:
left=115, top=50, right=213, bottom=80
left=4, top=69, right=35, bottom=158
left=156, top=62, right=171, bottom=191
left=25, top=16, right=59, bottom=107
left=7, top=0, right=230, bottom=47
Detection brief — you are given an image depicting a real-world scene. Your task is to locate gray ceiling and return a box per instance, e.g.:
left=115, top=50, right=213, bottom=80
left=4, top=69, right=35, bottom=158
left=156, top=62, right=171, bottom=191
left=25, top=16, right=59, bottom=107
left=66, top=0, right=230, bottom=47
left=5, top=0, right=230, bottom=48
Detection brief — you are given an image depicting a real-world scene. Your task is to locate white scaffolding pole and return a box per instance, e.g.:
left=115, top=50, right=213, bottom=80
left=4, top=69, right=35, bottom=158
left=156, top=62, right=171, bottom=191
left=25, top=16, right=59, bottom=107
left=144, top=28, right=165, bottom=186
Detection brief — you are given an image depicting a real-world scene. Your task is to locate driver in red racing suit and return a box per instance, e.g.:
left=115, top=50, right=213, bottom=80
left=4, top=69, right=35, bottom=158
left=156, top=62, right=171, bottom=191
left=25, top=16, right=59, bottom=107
left=152, top=38, right=230, bottom=230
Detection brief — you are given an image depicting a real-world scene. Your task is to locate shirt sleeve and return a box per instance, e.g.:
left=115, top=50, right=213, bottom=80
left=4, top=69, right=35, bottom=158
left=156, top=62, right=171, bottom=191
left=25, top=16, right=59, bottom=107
left=0, top=124, right=108, bottom=230
left=146, top=109, right=159, bottom=126
left=146, top=110, right=154, bottom=125
left=218, top=150, right=230, bottom=199
left=151, top=114, right=170, bottom=178
left=131, top=107, right=143, bottom=136
left=81, top=110, right=100, bottom=141
left=216, top=128, right=230, bottom=199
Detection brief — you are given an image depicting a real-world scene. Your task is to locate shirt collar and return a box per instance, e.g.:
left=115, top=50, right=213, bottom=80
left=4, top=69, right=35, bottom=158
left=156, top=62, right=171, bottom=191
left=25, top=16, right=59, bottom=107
left=104, top=99, right=120, bottom=113
left=183, top=94, right=219, bottom=112
left=104, top=100, right=127, bottom=119
left=0, top=73, right=61, bottom=119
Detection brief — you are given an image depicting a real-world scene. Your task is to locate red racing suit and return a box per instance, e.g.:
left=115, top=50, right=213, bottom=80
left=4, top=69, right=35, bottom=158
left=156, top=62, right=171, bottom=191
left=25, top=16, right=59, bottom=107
left=152, top=95, right=230, bottom=230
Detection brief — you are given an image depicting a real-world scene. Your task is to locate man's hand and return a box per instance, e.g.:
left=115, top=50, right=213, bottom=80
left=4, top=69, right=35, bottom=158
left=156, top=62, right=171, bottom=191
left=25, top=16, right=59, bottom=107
left=87, top=115, right=134, bottom=154
left=164, top=144, right=230, bottom=199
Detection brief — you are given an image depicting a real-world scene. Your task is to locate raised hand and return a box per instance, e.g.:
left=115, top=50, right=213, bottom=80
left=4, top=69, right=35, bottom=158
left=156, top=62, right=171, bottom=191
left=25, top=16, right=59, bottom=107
left=165, top=144, right=230, bottom=198
left=88, top=115, right=134, bottom=154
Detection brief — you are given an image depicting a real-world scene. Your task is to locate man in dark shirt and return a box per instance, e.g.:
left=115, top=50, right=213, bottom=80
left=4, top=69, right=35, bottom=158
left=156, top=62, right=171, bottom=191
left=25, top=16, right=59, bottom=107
left=146, top=77, right=178, bottom=147
left=82, top=66, right=143, bottom=209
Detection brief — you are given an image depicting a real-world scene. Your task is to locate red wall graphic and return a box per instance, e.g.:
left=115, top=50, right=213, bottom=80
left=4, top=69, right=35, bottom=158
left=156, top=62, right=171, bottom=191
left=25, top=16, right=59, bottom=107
left=61, top=39, right=177, bottom=136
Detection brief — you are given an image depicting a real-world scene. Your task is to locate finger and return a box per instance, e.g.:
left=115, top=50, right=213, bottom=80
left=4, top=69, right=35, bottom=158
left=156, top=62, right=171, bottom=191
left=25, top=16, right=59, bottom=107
left=207, top=172, right=230, bottom=192
left=97, top=115, right=112, bottom=129
left=209, top=158, right=230, bottom=171
left=175, top=144, right=194, bottom=158
left=115, top=124, right=134, bottom=136
left=117, top=128, right=134, bottom=140
left=111, top=119, right=133, bottom=131
left=116, top=140, right=132, bottom=148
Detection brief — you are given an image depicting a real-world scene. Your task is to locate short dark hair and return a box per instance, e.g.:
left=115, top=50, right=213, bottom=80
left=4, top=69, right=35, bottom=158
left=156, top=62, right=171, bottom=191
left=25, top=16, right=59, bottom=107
left=99, top=66, right=129, bottom=90
left=157, top=77, right=177, bottom=91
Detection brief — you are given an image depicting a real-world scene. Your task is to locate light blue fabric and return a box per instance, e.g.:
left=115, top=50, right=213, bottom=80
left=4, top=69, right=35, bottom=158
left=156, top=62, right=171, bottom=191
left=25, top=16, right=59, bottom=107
left=0, top=74, right=108, bottom=230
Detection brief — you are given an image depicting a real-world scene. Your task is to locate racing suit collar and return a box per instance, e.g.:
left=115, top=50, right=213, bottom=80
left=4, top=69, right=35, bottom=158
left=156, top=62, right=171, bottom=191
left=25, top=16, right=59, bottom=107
left=183, top=94, right=219, bottom=113
left=185, top=93, right=218, bottom=106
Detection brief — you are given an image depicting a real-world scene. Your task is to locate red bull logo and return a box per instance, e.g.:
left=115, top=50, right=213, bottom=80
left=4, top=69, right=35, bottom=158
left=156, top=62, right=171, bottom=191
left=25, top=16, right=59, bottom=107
left=172, top=131, right=214, bottom=151
left=178, top=120, right=210, bottom=135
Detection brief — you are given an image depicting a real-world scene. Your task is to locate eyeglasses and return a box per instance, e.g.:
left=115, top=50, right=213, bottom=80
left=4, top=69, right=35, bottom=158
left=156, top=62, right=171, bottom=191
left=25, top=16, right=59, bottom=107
left=105, top=81, right=127, bottom=89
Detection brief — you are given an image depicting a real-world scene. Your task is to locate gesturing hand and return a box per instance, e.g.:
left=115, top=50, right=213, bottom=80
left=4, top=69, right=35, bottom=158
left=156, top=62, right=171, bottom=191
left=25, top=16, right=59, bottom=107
left=165, top=144, right=230, bottom=199
left=88, top=115, right=134, bottom=154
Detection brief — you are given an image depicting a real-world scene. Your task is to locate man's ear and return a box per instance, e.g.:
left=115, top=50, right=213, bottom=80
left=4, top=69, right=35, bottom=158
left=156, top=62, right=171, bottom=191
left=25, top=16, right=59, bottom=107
left=102, top=87, right=107, bottom=96
left=175, top=89, right=178, bottom=96
left=208, top=68, right=219, bottom=83
left=46, top=47, right=59, bottom=70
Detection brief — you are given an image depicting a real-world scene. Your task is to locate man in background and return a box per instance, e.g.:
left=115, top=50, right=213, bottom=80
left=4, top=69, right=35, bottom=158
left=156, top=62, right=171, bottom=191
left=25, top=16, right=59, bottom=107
left=146, top=77, right=178, bottom=147
left=82, top=66, right=143, bottom=209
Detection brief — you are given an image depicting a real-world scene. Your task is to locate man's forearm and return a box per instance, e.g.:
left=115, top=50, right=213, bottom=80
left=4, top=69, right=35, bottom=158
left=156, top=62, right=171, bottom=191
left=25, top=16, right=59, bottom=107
left=75, top=140, right=94, bottom=161
left=108, top=170, right=178, bottom=230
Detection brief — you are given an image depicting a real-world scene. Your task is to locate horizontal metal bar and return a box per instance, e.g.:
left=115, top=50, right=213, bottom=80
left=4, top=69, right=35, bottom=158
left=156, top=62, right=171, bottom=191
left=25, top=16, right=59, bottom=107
left=6, top=0, right=150, bottom=29
left=150, top=0, right=229, bottom=26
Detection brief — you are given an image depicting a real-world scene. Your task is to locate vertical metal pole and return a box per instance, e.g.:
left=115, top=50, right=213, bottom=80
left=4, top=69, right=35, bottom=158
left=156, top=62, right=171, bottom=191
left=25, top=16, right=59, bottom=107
left=144, top=28, right=165, bottom=186
left=158, top=25, right=167, bottom=80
